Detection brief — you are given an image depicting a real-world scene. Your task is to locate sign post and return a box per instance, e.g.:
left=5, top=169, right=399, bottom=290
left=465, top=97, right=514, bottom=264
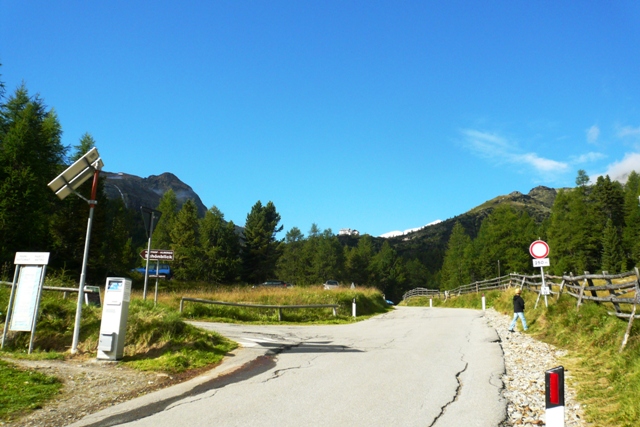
left=140, top=207, right=162, bottom=300
left=530, top=240, right=551, bottom=308
left=138, top=249, right=173, bottom=305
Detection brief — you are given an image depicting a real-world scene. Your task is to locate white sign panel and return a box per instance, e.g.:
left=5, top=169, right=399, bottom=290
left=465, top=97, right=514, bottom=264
left=529, top=240, right=550, bottom=259
left=14, top=252, right=50, bottom=265
left=9, top=266, right=43, bottom=331
left=533, top=258, right=550, bottom=268
left=541, top=286, right=551, bottom=295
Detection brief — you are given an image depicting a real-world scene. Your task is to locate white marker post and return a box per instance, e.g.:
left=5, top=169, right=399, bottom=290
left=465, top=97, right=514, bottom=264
left=530, top=240, right=551, bottom=308
left=482, top=293, right=486, bottom=311
left=545, top=366, right=565, bottom=426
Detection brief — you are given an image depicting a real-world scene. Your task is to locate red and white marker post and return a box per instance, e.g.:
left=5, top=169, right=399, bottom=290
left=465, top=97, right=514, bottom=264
left=545, top=366, right=565, bottom=426
left=530, top=240, right=551, bottom=308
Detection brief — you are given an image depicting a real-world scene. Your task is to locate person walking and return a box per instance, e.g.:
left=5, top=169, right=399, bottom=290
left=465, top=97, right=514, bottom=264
left=508, top=288, right=528, bottom=332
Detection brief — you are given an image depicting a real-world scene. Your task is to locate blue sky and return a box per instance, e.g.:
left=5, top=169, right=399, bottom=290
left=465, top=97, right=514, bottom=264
left=2, top=1, right=640, bottom=237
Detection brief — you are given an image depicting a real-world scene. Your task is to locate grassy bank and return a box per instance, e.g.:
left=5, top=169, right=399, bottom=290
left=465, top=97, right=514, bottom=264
left=402, top=289, right=640, bottom=426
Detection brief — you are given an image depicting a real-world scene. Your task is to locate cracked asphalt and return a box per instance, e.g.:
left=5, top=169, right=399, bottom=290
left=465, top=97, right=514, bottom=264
left=70, top=307, right=506, bottom=427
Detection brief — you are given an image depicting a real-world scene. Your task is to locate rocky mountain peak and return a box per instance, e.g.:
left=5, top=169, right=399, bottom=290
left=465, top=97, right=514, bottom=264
left=102, top=171, right=207, bottom=216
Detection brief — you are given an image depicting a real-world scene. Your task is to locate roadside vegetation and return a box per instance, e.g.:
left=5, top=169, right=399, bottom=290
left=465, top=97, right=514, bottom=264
left=0, top=278, right=389, bottom=421
left=403, top=289, right=640, bottom=427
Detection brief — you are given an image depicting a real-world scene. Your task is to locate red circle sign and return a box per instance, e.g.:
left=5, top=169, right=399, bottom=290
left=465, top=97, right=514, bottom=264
left=529, top=240, right=549, bottom=259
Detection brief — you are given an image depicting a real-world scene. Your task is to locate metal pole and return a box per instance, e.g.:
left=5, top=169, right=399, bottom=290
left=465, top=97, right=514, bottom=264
left=154, top=260, right=159, bottom=306
left=70, top=169, right=100, bottom=354
left=142, top=214, right=155, bottom=300
left=28, top=265, right=47, bottom=354
left=1, top=266, right=20, bottom=349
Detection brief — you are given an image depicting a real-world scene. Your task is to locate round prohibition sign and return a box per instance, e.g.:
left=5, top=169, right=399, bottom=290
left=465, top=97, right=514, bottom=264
left=529, top=240, right=550, bottom=259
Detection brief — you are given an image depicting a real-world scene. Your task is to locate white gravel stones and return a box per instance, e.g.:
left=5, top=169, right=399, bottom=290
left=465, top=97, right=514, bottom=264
left=483, top=308, right=590, bottom=427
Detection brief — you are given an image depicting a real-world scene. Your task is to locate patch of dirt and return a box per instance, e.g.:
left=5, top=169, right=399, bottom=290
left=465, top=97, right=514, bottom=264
left=0, top=356, right=213, bottom=427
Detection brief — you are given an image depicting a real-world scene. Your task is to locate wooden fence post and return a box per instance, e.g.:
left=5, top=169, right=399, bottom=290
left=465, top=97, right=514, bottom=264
left=621, top=268, right=640, bottom=352
left=577, top=274, right=587, bottom=311
left=557, top=279, right=565, bottom=301
left=620, top=304, right=636, bottom=352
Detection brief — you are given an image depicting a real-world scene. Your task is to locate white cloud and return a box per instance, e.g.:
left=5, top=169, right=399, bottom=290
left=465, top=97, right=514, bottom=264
left=586, top=125, right=600, bottom=144
left=599, top=153, right=640, bottom=183
left=461, top=129, right=512, bottom=158
left=514, top=153, right=569, bottom=172
left=461, top=129, right=569, bottom=174
left=618, top=126, right=640, bottom=139
left=571, top=152, right=606, bottom=164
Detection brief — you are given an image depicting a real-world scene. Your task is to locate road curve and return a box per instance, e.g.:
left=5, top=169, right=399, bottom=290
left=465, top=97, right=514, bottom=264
left=71, top=307, right=506, bottom=427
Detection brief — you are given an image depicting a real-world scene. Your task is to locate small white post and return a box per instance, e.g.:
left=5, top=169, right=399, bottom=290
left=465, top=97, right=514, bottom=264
left=482, top=294, right=486, bottom=311
left=429, top=298, right=433, bottom=308
left=352, top=298, right=356, bottom=318
left=545, top=366, right=565, bottom=427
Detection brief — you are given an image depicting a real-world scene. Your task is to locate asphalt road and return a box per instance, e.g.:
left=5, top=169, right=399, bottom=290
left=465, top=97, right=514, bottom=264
left=72, top=306, right=506, bottom=427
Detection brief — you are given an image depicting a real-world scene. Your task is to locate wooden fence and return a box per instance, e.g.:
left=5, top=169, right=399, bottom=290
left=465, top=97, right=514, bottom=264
left=402, top=269, right=640, bottom=351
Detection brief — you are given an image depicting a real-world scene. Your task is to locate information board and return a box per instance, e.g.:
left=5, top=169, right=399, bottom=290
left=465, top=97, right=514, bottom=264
left=9, top=266, right=43, bottom=331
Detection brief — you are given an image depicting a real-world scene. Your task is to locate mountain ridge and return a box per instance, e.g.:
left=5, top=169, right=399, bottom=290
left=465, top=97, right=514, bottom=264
left=102, top=171, right=208, bottom=216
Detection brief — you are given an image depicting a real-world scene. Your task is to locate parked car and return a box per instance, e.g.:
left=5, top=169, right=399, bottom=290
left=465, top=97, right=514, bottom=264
left=255, top=280, right=291, bottom=288
left=133, top=263, right=172, bottom=278
left=323, top=280, right=340, bottom=290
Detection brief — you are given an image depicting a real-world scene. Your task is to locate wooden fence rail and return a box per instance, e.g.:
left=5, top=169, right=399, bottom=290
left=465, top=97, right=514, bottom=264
left=402, top=269, right=640, bottom=351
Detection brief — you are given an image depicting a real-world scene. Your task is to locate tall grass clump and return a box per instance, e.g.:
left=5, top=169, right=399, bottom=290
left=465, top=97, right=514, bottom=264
left=402, top=288, right=640, bottom=426
left=175, top=285, right=390, bottom=323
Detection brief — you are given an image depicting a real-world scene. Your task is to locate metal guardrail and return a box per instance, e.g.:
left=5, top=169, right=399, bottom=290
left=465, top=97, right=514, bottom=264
left=179, top=297, right=339, bottom=321
left=1, top=281, right=99, bottom=294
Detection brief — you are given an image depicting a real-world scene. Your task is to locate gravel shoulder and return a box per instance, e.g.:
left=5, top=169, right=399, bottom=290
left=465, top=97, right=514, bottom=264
left=2, top=308, right=591, bottom=427
left=483, top=308, right=591, bottom=427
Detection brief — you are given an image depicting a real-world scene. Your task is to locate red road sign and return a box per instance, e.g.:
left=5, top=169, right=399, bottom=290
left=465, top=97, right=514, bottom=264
left=529, top=240, right=550, bottom=259
left=139, top=249, right=174, bottom=261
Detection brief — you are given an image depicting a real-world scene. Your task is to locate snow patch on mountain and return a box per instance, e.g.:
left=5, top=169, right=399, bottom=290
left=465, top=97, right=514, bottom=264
left=379, top=220, right=443, bottom=238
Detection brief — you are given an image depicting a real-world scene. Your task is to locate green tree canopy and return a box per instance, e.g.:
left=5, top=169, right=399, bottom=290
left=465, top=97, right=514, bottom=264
left=241, top=201, right=283, bottom=283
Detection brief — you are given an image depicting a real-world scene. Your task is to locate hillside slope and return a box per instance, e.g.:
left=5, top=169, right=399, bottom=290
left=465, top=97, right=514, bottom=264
left=383, top=186, right=557, bottom=271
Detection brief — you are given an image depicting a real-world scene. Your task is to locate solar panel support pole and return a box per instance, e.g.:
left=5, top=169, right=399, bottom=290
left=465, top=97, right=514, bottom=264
left=70, top=168, right=100, bottom=354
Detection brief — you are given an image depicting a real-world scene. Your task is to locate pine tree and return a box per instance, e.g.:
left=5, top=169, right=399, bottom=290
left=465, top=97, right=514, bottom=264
left=200, top=206, right=240, bottom=283
left=241, top=201, right=283, bottom=283
left=472, top=205, right=537, bottom=278
left=369, top=241, right=405, bottom=300
left=276, top=227, right=306, bottom=285
left=71, top=132, right=96, bottom=161
left=601, top=218, right=626, bottom=273
left=622, top=171, right=640, bottom=266
left=344, top=234, right=375, bottom=286
left=152, top=189, right=179, bottom=249
left=170, top=199, right=201, bottom=280
left=440, top=222, right=472, bottom=290
left=311, top=229, right=344, bottom=282
left=0, top=85, right=65, bottom=264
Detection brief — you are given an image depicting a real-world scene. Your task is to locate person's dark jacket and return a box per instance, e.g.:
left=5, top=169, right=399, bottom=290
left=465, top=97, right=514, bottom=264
left=513, top=295, right=525, bottom=313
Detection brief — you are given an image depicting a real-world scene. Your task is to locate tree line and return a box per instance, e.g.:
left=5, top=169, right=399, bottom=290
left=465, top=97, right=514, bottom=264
left=439, top=170, right=640, bottom=290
